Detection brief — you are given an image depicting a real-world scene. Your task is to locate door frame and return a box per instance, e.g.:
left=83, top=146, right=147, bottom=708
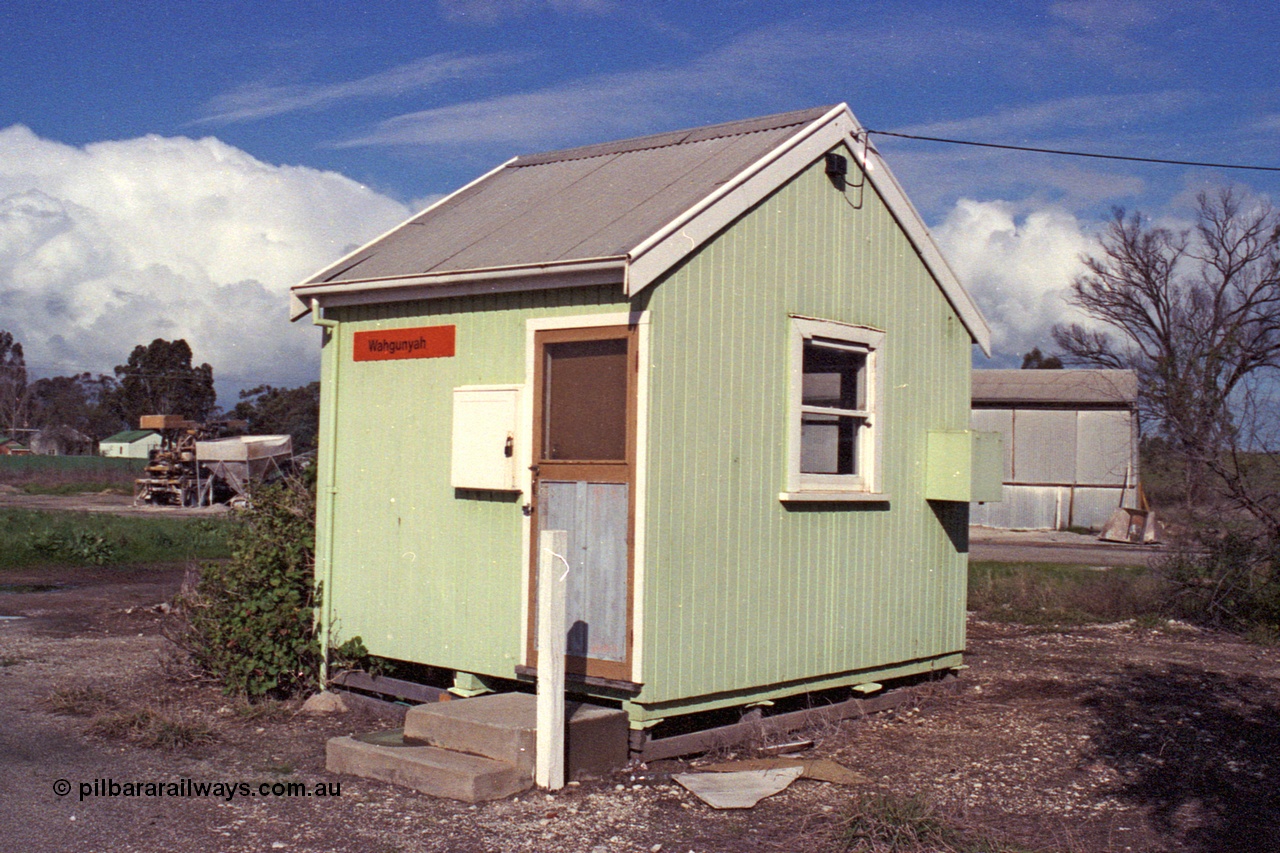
left=519, top=311, right=650, bottom=685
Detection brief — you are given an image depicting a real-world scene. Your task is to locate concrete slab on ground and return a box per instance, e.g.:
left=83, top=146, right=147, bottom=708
left=326, top=735, right=531, bottom=803
left=328, top=692, right=629, bottom=803
left=406, top=692, right=628, bottom=779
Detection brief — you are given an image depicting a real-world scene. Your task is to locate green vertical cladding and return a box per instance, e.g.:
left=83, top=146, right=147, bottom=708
left=316, top=286, right=630, bottom=676
left=315, top=143, right=974, bottom=714
left=639, top=149, right=972, bottom=706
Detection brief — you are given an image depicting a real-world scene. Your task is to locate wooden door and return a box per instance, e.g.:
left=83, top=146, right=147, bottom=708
left=528, top=325, right=636, bottom=683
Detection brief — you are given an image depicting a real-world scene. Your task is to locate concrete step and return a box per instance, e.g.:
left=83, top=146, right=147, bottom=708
left=404, top=692, right=536, bottom=770
left=326, top=733, right=532, bottom=803
left=404, top=692, right=628, bottom=779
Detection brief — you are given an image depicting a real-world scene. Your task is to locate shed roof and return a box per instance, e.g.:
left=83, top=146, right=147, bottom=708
left=292, top=104, right=991, bottom=353
left=972, top=369, right=1138, bottom=407
left=101, top=430, right=159, bottom=444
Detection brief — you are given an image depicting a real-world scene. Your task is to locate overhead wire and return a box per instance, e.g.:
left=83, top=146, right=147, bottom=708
left=863, top=129, right=1280, bottom=173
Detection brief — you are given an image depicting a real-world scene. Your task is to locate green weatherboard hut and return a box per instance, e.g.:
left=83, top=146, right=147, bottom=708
left=291, top=104, right=997, bottom=735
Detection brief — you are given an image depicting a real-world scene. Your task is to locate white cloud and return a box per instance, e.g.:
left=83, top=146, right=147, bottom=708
left=199, top=53, right=529, bottom=124
left=0, top=125, right=410, bottom=404
left=933, top=199, right=1099, bottom=360
left=332, top=23, right=848, bottom=150
left=898, top=89, right=1202, bottom=140
left=437, top=0, right=618, bottom=24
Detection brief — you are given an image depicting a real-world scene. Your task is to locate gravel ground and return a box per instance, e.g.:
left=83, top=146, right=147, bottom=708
left=2, top=558, right=1278, bottom=852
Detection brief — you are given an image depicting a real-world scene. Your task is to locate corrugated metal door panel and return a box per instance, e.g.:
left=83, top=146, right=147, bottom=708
left=1075, top=410, right=1134, bottom=485
left=1012, top=409, right=1077, bottom=483
left=1001, top=485, right=1065, bottom=529
left=538, top=481, right=629, bottom=662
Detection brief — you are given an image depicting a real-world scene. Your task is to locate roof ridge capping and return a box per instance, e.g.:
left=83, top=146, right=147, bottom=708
left=511, top=105, right=840, bottom=167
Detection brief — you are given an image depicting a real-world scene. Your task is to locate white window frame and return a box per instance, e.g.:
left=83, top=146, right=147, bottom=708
left=780, top=315, right=888, bottom=502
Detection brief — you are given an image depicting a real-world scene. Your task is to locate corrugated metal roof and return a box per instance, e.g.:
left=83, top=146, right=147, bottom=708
left=293, top=104, right=993, bottom=353
left=312, top=107, right=831, bottom=285
left=101, top=430, right=158, bottom=444
left=972, top=369, right=1138, bottom=407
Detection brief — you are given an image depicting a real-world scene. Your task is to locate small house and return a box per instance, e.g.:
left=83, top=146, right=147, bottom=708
left=99, top=429, right=161, bottom=459
left=970, top=369, right=1140, bottom=530
left=292, top=105, right=996, bottom=736
left=29, top=425, right=95, bottom=456
left=0, top=437, right=30, bottom=455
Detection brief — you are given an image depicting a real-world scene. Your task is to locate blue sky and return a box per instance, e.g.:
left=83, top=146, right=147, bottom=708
left=2, top=0, right=1278, bottom=401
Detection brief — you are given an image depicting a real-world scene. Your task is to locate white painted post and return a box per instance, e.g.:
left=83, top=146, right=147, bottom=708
left=536, top=529, right=568, bottom=790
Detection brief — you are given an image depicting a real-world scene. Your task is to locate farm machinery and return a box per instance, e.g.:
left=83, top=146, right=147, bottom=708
left=133, top=415, right=293, bottom=507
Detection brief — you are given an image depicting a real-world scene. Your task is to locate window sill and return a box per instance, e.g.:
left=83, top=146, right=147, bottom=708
left=778, top=491, right=891, bottom=503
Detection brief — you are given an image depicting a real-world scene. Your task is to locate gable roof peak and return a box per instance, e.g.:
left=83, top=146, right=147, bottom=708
left=511, top=105, right=840, bottom=168
left=291, top=103, right=991, bottom=354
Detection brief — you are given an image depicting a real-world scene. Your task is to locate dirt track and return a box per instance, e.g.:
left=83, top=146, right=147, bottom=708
left=970, top=527, right=1162, bottom=567
left=0, top=487, right=228, bottom=518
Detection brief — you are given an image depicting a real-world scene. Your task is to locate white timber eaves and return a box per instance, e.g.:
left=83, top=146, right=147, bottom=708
left=624, top=104, right=992, bottom=355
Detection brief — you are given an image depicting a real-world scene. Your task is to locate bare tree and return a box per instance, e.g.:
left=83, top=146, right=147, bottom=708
left=1053, top=188, right=1280, bottom=521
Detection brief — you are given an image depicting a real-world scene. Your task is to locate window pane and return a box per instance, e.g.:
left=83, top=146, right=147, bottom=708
left=800, top=413, right=860, bottom=475
left=802, top=341, right=865, bottom=409
left=543, top=338, right=628, bottom=460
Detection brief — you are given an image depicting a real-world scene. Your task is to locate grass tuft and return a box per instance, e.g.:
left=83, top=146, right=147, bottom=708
left=44, top=685, right=119, bottom=716
left=841, top=791, right=1029, bottom=852
left=87, top=706, right=218, bottom=750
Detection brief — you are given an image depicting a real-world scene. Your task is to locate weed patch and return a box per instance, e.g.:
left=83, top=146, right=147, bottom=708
left=1157, top=532, right=1280, bottom=635
left=0, top=509, right=232, bottom=569
left=87, top=707, right=218, bottom=750
left=44, top=685, right=120, bottom=716
left=968, top=561, right=1163, bottom=626
left=172, top=475, right=368, bottom=699
left=840, top=791, right=1027, bottom=852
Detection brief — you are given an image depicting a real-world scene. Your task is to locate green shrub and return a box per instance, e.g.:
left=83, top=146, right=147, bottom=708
left=23, top=527, right=118, bottom=565
left=175, top=473, right=366, bottom=698
left=1158, top=531, right=1280, bottom=634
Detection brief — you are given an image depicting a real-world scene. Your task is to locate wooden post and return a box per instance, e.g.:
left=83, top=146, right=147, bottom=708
left=536, top=529, right=568, bottom=790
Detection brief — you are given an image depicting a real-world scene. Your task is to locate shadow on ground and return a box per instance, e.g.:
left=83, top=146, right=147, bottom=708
left=1083, top=662, right=1280, bottom=851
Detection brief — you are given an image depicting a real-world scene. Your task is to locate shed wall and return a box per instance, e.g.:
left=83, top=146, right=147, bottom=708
left=317, top=285, right=631, bottom=677
left=969, top=405, right=1138, bottom=530
left=635, top=151, right=972, bottom=709
left=315, top=147, right=974, bottom=716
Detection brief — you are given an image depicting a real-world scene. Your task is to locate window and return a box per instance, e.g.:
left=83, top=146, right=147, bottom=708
left=783, top=316, right=885, bottom=501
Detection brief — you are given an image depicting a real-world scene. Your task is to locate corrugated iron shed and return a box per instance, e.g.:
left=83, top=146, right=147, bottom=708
left=970, top=369, right=1140, bottom=530
left=972, top=369, right=1137, bottom=408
